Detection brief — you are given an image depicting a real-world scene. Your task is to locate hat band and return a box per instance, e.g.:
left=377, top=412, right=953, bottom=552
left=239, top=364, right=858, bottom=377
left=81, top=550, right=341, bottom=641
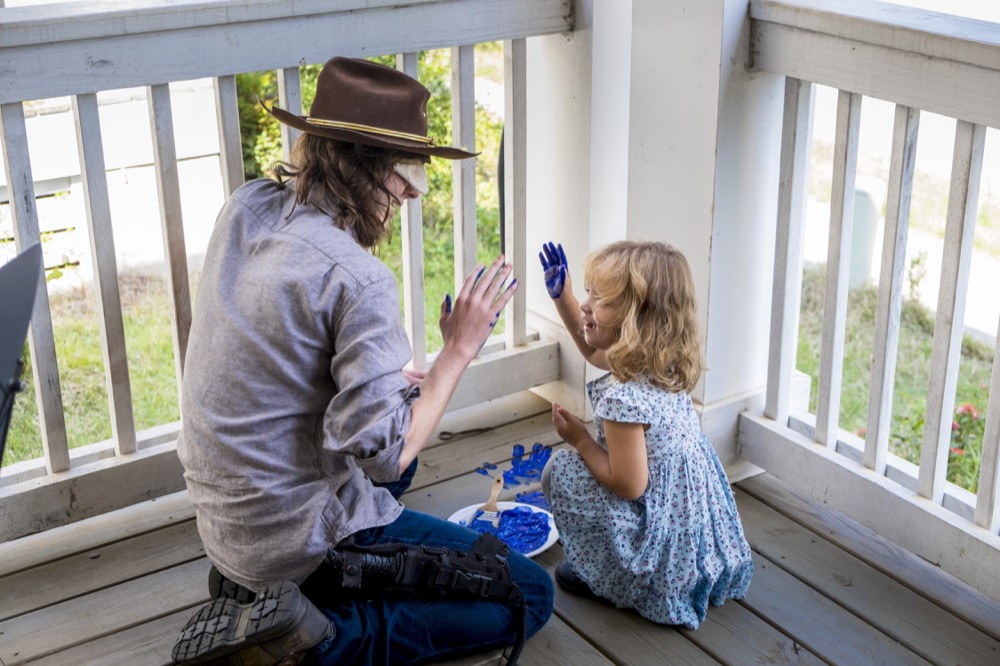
left=304, top=117, right=436, bottom=146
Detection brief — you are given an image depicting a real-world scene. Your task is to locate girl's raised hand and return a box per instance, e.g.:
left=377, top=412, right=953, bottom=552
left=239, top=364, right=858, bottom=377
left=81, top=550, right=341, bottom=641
left=538, top=242, right=568, bottom=299
left=439, top=256, right=518, bottom=363
left=552, top=402, right=589, bottom=449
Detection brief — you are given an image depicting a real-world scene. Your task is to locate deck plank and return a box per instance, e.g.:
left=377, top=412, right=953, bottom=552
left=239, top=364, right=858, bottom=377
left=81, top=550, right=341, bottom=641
left=735, top=488, right=1000, bottom=666
left=26, top=608, right=193, bottom=666
left=513, top=614, right=615, bottom=666
left=742, top=552, right=931, bottom=665
left=1, top=519, right=202, bottom=622
left=536, top=547, right=719, bottom=665
left=429, top=614, right=615, bottom=666
left=0, top=491, right=194, bottom=578
left=738, top=471, right=1000, bottom=640
left=679, top=596, right=825, bottom=665
left=0, top=558, right=211, bottom=665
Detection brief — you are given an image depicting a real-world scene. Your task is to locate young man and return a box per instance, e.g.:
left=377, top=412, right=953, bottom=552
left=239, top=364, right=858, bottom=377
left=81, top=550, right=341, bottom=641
left=172, top=57, right=552, bottom=665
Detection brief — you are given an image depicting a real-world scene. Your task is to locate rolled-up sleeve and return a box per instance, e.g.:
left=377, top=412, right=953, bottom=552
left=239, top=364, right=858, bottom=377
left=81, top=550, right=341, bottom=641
left=322, top=272, right=416, bottom=483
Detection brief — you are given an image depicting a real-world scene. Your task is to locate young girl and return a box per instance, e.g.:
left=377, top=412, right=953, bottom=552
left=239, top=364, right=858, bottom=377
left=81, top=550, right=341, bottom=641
left=538, top=240, right=752, bottom=629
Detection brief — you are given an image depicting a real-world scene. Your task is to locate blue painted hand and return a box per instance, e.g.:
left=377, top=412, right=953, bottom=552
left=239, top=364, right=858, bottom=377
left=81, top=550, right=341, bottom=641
left=538, top=242, right=568, bottom=299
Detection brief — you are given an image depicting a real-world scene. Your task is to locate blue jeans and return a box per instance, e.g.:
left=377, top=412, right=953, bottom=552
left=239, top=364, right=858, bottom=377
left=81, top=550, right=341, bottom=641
left=302, top=461, right=554, bottom=665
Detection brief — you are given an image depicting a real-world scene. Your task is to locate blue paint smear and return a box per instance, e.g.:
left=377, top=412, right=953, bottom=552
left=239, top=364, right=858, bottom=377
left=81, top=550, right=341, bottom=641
left=502, top=443, right=551, bottom=487
left=514, top=490, right=551, bottom=511
left=462, top=506, right=551, bottom=555
left=475, top=462, right=499, bottom=476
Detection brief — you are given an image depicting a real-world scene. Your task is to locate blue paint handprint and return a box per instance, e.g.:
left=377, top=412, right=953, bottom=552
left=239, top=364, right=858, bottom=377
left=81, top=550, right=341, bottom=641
left=502, top=443, right=552, bottom=487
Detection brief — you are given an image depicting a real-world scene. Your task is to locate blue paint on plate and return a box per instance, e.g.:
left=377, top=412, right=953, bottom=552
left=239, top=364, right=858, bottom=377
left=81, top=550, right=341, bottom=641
left=463, top=506, right=551, bottom=555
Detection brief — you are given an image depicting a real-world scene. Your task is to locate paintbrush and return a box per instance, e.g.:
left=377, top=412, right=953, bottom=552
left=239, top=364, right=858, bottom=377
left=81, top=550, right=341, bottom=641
left=474, top=474, right=505, bottom=528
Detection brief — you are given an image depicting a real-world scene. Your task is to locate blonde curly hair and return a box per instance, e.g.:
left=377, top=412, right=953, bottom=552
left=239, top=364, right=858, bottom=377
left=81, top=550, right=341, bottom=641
left=584, top=241, right=703, bottom=392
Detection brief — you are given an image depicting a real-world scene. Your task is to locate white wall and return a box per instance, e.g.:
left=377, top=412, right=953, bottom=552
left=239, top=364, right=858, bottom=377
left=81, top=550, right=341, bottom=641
left=525, top=0, right=597, bottom=417
left=588, top=0, right=632, bottom=249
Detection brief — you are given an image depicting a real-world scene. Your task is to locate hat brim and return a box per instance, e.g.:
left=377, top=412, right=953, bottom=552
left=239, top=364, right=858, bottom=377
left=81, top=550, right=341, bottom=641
left=264, top=102, right=479, bottom=160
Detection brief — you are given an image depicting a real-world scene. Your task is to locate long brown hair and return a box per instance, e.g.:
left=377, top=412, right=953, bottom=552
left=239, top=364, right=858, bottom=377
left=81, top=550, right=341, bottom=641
left=272, top=134, right=423, bottom=249
left=584, top=241, right=703, bottom=392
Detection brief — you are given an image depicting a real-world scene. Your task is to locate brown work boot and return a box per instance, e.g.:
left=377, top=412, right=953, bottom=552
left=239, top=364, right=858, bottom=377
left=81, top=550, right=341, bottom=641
left=172, top=581, right=333, bottom=665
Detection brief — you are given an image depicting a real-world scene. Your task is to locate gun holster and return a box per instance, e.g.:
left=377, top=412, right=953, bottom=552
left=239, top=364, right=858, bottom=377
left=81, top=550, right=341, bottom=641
left=324, top=532, right=519, bottom=603
left=302, top=532, right=528, bottom=665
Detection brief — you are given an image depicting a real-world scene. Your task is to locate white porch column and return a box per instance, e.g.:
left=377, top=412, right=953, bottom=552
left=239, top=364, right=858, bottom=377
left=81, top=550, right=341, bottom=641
left=524, top=0, right=598, bottom=418
left=527, top=0, right=787, bottom=476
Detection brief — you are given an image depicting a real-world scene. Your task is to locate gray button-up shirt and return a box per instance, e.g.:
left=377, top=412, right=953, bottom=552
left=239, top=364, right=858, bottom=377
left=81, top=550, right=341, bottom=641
left=177, top=178, right=417, bottom=590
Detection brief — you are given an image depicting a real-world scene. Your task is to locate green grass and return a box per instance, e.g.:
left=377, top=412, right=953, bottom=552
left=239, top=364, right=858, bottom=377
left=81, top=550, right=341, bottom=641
left=796, top=264, right=994, bottom=492
left=7, top=275, right=181, bottom=465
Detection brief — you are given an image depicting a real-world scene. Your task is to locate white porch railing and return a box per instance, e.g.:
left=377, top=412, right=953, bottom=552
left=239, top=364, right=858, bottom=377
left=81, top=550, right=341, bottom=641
left=741, top=0, right=1000, bottom=598
left=0, top=0, right=571, bottom=541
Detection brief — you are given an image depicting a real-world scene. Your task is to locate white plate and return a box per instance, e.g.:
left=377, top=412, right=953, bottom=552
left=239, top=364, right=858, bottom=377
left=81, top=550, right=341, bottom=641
left=447, top=501, right=559, bottom=558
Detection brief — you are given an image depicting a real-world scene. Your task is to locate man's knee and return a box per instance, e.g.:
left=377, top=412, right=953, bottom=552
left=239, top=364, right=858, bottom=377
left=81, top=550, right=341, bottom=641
left=510, top=555, right=554, bottom=634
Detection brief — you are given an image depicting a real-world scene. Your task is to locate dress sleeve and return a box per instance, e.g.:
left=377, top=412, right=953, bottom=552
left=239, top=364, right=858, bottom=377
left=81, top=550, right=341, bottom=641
left=321, top=273, right=416, bottom=483
left=593, top=380, right=654, bottom=426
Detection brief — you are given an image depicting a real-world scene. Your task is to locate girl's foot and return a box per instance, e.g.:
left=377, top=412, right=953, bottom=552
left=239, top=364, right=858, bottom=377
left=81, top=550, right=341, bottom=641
left=554, top=561, right=612, bottom=605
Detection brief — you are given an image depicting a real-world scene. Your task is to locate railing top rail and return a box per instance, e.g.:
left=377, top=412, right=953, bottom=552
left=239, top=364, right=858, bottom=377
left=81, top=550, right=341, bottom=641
left=0, top=0, right=444, bottom=46
left=750, top=0, right=1000, bottom=72
left=750, top=0, right=1000, bottom=128
left=0, top=0, right=572, bottom=105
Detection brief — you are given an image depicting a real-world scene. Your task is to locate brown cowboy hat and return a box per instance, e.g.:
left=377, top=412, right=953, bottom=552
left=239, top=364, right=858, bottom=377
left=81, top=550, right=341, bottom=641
left=262, top=56, right=478, bottom=160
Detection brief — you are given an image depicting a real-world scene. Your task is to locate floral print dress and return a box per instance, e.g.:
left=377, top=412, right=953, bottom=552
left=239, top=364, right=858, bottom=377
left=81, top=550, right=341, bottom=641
left=547, top=373, right=753, bottom=628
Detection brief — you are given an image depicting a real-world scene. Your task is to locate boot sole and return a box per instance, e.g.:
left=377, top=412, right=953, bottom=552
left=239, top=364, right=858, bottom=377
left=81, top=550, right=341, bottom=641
left=172, top=581, right=332, bottom=664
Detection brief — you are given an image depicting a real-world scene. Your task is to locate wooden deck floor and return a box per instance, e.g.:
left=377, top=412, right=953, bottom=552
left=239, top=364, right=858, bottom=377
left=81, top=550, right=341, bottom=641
left=3, top=392, right=1000, bottom=665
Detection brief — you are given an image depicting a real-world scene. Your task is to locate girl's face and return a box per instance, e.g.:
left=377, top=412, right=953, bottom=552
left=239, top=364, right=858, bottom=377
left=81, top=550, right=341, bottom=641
left=581, top=274, right=621, bottom=350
